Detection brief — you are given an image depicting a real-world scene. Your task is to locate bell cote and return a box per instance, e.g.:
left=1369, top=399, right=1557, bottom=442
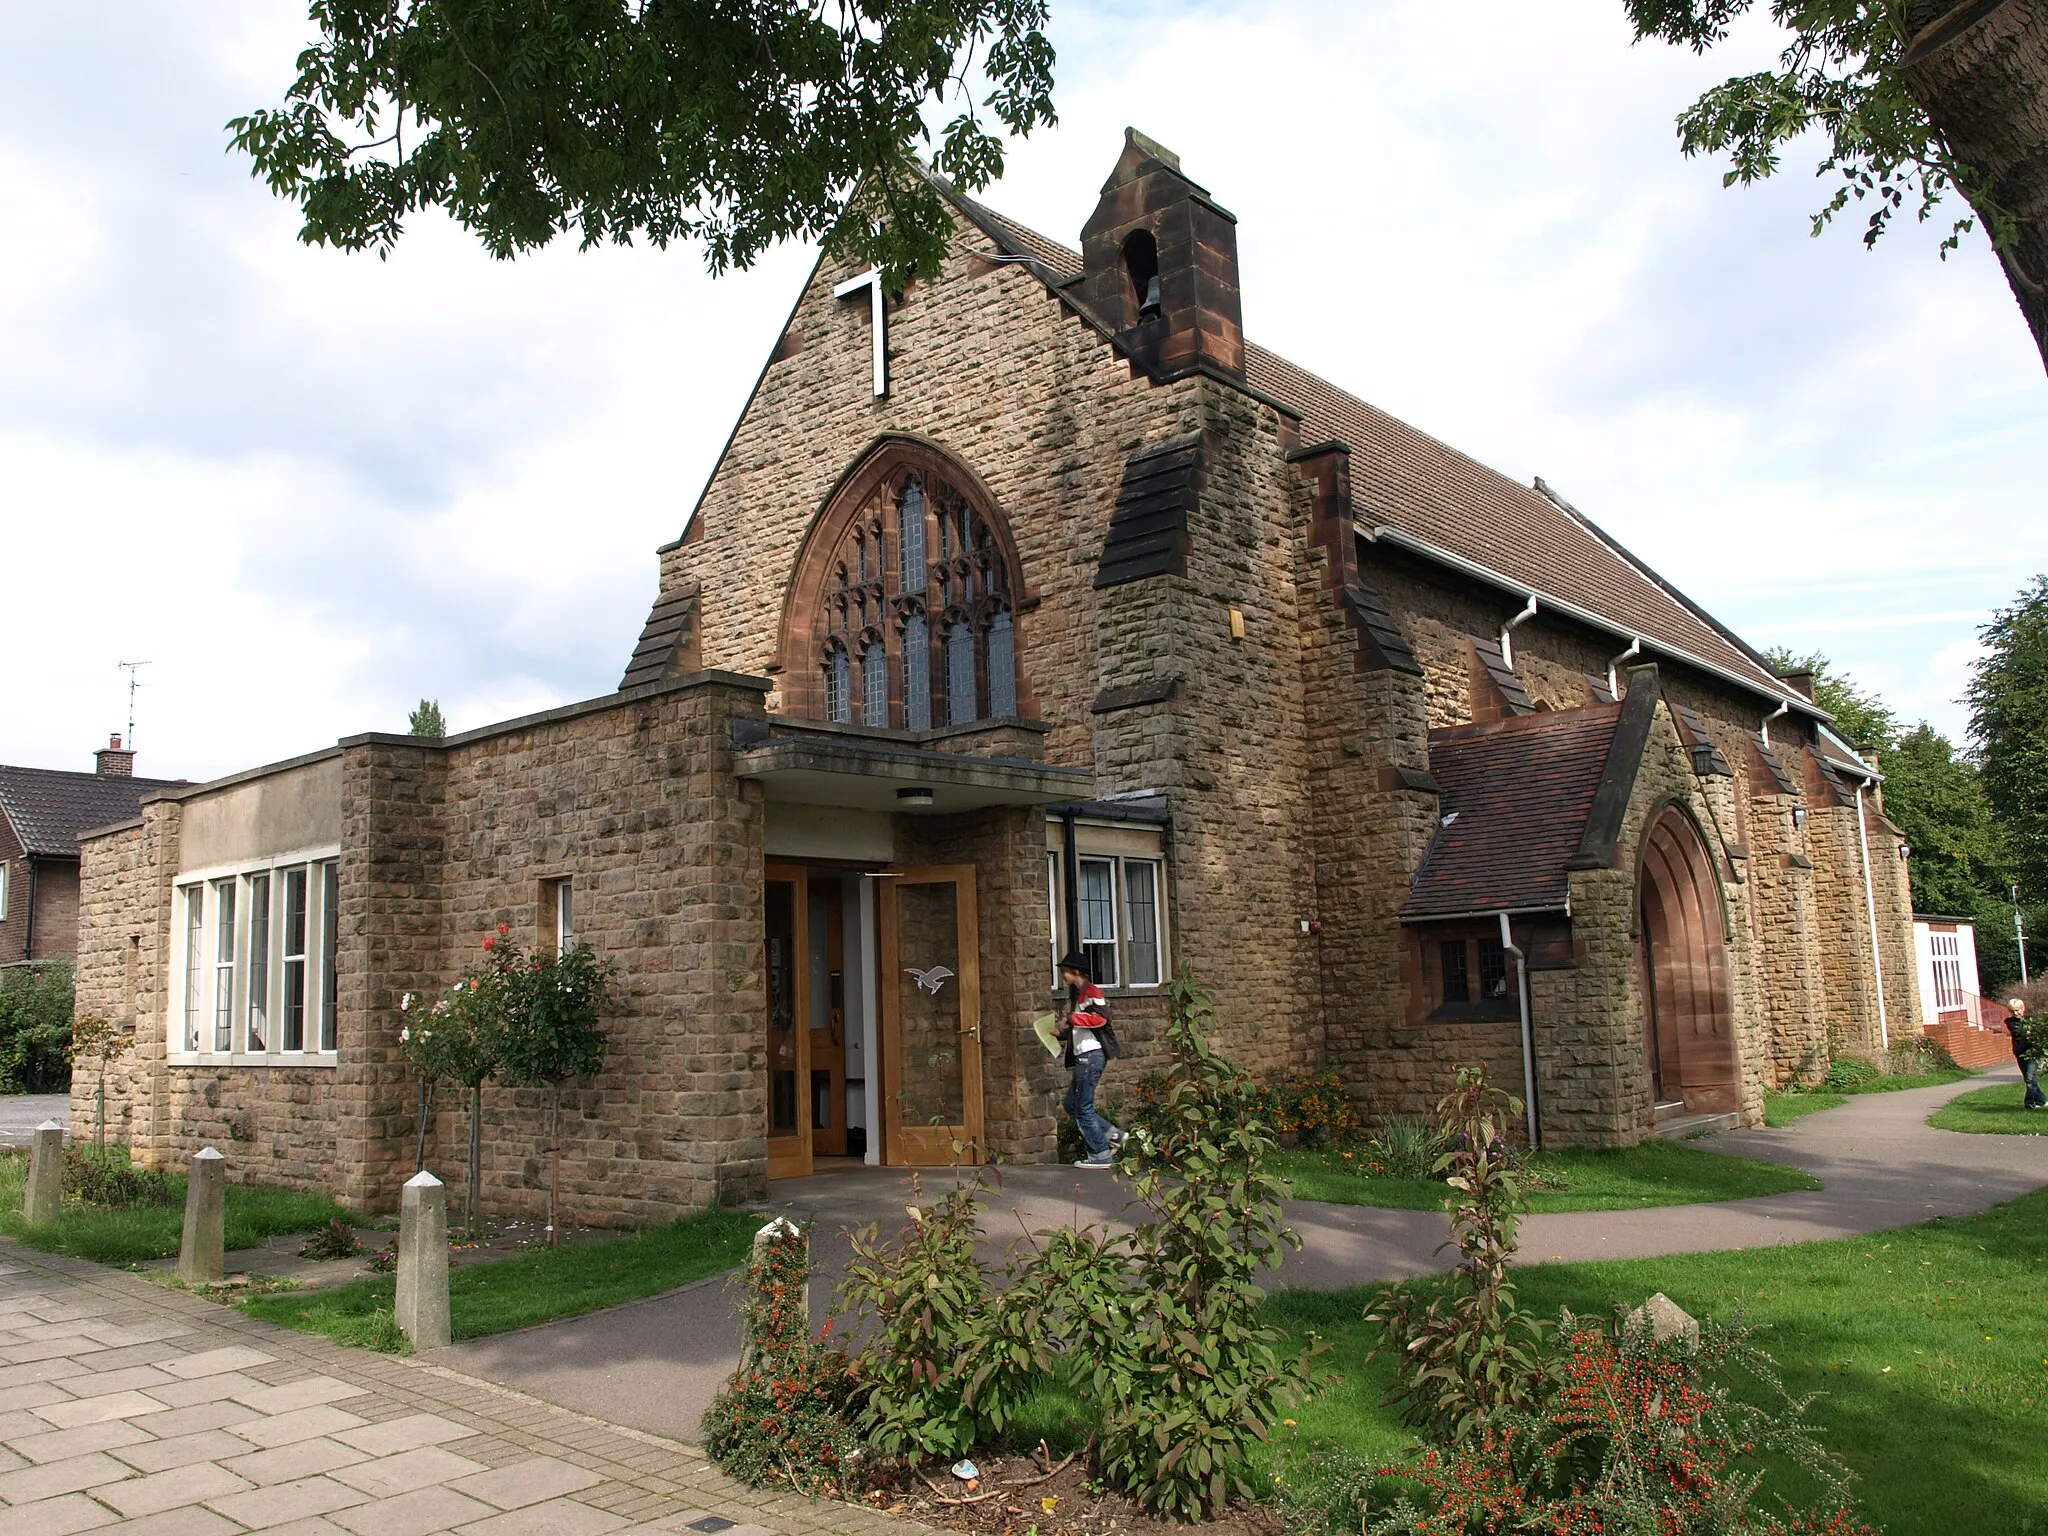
left=1075, top=128, right=1244, bottom=382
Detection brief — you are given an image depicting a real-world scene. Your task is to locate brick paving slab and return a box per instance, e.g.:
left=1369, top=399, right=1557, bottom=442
left=0, top=1242, right=924, bottom=1536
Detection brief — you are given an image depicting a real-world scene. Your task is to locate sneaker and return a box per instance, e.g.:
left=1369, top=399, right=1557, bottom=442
left=1076, top=1150, right=1115, bottom=1169
left=1107, top=1127, right=1129, bottom=1149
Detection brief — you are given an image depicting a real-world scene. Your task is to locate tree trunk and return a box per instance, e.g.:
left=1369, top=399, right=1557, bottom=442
left=468, top=1080, right=485, bottom=1237
left=414, top=1081, right=434, bottom=1174
left=1901, top=0, right=2048, bottom=373
left=548, top=1084, right=562, bottom=1248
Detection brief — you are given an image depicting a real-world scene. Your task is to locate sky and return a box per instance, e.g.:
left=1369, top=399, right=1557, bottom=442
left=2, top=2, right=2043, bottom=784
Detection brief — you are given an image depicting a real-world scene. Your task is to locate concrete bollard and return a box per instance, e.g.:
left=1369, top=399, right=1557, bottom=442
left=23, top=1121, right=64, bottom=1225
left=395, top=1171, right=451, bottom=1351
left=177, top=1147, right=227, bottom=1284
left=738, top=1216, right=808, bottom=1372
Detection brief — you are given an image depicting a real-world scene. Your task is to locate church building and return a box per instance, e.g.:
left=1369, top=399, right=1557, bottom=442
left=72, top=132, right=1916, bottom=1222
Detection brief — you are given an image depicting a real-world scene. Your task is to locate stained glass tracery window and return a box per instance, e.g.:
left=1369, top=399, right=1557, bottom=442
left=806, top=464, right=1021, bottom=731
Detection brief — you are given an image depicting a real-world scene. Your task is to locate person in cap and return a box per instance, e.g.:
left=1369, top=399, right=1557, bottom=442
left=1057, top=950, right=1125, bottom=1167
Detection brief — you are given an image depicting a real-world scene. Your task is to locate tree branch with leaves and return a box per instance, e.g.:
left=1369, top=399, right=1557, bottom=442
left=230, top=0, right=1057, bottom=288
left=1627, top=1, right=2048, bottom=373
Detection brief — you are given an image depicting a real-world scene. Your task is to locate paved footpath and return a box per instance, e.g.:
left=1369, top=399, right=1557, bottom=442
left=0, top=1242, right=907, bottom=1536
left=444, top=1066, right=2048, bottom=1446
left=0, top=1096, right=70, bottom=1148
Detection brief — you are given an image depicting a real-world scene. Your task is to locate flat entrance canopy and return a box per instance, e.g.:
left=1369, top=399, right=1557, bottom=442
left=738, top=726, right=1090, bottom=1179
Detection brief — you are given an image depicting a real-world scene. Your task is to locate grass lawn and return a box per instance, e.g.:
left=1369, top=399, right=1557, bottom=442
left=1929, top=1082, right=2048, bottom=1136
left=1835, top=1066, right=1977, bottom=1095
left=241, top=1206, right=761, bottom=1350
left=1263, top=1186, right=2048, bottom=1535
left=0, top=1150, right=355, bottom=1266
left=1762, top=1089, right=1848, bottom=1126
left=1273, top=1138, right=1818, bottom=1212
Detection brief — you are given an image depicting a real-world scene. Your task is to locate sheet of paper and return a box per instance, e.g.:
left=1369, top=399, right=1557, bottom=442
left=1032, top=1013, right=1063, bottom=1059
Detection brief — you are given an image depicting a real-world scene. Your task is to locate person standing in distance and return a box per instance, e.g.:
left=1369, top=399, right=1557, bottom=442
left=2008, top=996, right=2045, bottom=1110
left=1058, top=950, right=1125, bottom=1167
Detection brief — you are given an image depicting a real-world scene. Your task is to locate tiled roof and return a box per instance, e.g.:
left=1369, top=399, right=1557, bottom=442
left=953, top=194, right=1808, bottom=714
left=1400, top=706, right=1623, bottom=919
left=0, top=765, right=185, bottom=857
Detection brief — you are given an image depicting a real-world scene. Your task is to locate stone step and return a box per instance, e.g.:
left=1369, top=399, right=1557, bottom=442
left=1652, top=1109, right=1743, bottom=1140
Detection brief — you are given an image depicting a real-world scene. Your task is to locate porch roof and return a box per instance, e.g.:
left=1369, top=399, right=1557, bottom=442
left=734, top=729, right=1091, bottom=813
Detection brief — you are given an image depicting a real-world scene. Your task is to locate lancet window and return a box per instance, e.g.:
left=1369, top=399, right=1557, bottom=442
left=798, top=461, right=1024, bottom=730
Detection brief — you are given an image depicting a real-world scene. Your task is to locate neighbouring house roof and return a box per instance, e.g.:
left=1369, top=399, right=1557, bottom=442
left=1400, top=705, right=1625, bottom=920
left=0, top=765, right=186, bottom=858
left=951, top=194, right=1814, bottom=717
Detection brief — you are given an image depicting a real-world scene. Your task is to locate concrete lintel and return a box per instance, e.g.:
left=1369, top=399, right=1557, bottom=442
left=736, top=737, right=1089, bottom=814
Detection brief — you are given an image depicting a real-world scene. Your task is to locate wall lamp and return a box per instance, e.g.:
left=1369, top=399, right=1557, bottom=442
left=897, top=787, right=935, bottom=808
left=1791, top=806, right=1808, bottom=830
left=1899, top=843, right=1912, bottom=860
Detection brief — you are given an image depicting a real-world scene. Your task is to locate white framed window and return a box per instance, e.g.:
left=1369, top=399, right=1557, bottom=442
left=1931, top=930, right=1965, bottom=1011
left=319, top=861, right=339, bottom=1052
left=246, top=872, right=271, bottom=1053
left=169, top=847, right=340, bottom=1066
left=1046, top=833, right=1168, bottom=991
left=546, top=876, right=575, bottom=956
left=281, top=866, right=309, bottom=1051
left=182, top=885, right=204, bottom=1053
left=212, top=879, right=236, bottom=1052
left=0, top=860, right=9, bottom=921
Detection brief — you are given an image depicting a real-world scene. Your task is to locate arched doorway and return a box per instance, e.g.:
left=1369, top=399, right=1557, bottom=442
left=1637, top=806, right=1740, bottom=1117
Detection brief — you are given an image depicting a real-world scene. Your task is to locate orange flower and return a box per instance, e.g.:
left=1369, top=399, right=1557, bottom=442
left=482, top=936, right=496, bottom=951
left=498, top=922, right=510, bottom=935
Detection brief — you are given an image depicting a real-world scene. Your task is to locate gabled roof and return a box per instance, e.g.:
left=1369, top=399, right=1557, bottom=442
left=951, top=194, right=1812, bottom=718
left=1400, top=705, right=1624, bottom=919
left=0, top=765, right=185, bottom=857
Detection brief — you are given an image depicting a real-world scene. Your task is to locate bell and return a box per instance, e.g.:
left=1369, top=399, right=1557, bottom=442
left=1140, top=274, right=1163, bottom=321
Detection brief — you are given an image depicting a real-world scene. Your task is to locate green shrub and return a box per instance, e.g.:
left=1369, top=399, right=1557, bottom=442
left=1888, top=1035, right=1962, bottom=1075
left=298, top=1217, right=362, bottom=1260
left=0, top=961, right=74, bottom=1093
left=1366, top=1115, right=1444, bottom=1181
left=1822, top=1055, right=1881, bottom=1091
left=1363, top=1068, right=1549, bottom=1444
left=64, top=1145, right=173, bottom=1210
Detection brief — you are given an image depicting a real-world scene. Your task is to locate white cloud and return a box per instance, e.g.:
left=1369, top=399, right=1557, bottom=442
left=1, top=0, right=2041, bottom=781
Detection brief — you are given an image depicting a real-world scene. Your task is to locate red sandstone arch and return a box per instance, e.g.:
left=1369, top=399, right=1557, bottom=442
left=1635, top=803, right=1740, bottom=1116
left=774, top=437, right=1034, bottom=725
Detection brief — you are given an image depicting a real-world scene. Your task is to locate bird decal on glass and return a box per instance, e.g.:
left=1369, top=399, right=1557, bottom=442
left=904, top=964, right=955, bottom=995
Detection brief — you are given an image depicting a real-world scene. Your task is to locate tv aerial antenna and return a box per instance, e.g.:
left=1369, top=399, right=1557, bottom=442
left=116, top=660, right=151, bottom=750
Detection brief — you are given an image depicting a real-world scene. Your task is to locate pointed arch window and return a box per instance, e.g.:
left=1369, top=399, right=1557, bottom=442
left=824, top=648, right=852, bottom=723
left=901, top=613, right=932, bottom=731
left=946, top=618, right=977, bottom=726
left=898, top=479, right=926, bottom=590
left=790, top=451, right=1028, bottom=730
left=860, top=641, right=888, bottom=726
left=987, top=609, right=1016, bottom=719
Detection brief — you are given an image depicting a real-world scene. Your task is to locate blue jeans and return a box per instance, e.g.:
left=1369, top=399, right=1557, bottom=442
left=1065, top=1050, right=1114, bottom=1155
left=2024, top=1057, right=2045, bottom=1110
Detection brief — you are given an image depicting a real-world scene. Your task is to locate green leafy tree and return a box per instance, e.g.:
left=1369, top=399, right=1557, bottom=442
left=66, top=1014, right=132, bottom=1150
left=407, top=698, right=446, bottom=737
left=230, top=1, right=1057, bottom=287
left=1625, top=2, right=2048, bottom=374
left=1970, top=574, right=2048, bottom=947
left=0, top=961, right=75, bottom=1094
left=497, top=936, right=616, bottom=1245
left=1764, top=647, right=1898, bottom=752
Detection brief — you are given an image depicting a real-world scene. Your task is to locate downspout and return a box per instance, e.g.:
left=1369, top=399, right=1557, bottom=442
left=1499, top=594, right=1538, bottom=670
left=22, top=857, right=36, bottom=960
left=1500, top=911, right=1541, bottom=1148
left=1060, top=811, right=1081, bottom=967
left=1605, top=637, right=1642, bottom=700
left=1854, top=782, right=1890, bottom=1051
left=1761, top=698, right=1788, bottom=748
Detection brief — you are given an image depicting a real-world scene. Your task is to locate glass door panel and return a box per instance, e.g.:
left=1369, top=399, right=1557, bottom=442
left=880, top=865, right=982, bottom=1165
left=764, top=865, right=812, bottom=1179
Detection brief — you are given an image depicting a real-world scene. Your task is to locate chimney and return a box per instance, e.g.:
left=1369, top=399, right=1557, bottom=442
left=1075, top=128, right=1244, bottom=382
left=1777, top=668, right=1817, bottom=702
left=95, top=733, right=135, bottom=778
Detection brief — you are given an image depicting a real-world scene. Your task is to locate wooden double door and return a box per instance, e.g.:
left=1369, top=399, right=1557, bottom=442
left=764, top=863, right=983, bottom=1178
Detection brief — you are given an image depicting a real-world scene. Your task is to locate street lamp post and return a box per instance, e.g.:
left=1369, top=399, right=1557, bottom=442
left=2016, top=883, right=2030, bottom=986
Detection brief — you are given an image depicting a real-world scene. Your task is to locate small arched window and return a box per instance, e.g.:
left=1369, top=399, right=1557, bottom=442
left=860, top=642, right=888, bottom=727
left=902, top=612, right=932, bottom=732
left=898, top=479, right=926, bottom=590
left=947, top=618, right=977, bottom=726
left=824, top=648, right=852, bottom=724
left=987, top=610, right=1016, bottom=719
